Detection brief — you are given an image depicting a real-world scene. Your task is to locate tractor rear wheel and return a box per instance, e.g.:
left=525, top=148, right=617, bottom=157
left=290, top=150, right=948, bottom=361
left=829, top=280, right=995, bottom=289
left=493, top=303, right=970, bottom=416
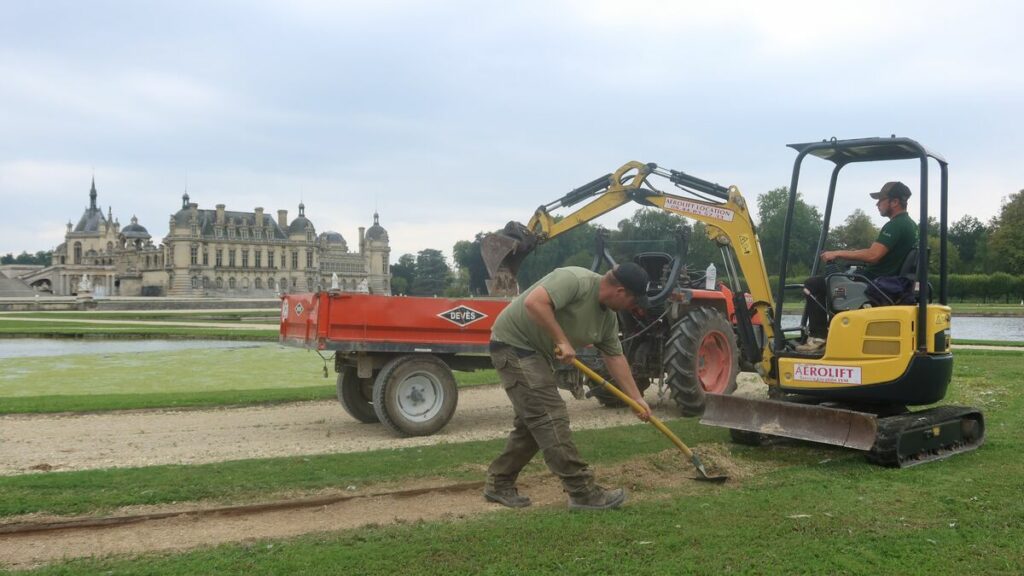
left=664, top=306, right=739, bottom=416
left=373, top=355, right=459, bottom=437
left=336, top=366, right=379, bottom=424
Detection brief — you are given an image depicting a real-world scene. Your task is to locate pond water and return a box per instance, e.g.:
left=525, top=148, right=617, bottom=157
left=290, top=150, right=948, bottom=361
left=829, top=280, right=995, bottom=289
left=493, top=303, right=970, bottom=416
left=780, top=314, right=1024, bottom=342
left=0, top=339, right=266, bottom=360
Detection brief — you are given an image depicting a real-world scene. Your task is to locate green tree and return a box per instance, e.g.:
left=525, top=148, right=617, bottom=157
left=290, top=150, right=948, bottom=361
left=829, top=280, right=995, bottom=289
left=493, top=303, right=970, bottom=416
left=949, top=215, right=988, bottom=272
left=827, top=209, right=878, bottom=251
left=756, top=187, right=823, bottom=276
left=389, top=254, right=417, bottom=295
left=988, top=190, right=1024, bottom=274
left=515, top=220, right=598, bottom=288
left=411, top=249, right=451, bottom=296
left=452, top=237, right=488, bottom=296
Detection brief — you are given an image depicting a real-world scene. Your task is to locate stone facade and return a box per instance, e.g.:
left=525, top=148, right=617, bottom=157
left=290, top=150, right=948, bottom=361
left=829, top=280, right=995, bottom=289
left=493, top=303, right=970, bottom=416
left=25, top=179, right=390, bottom=298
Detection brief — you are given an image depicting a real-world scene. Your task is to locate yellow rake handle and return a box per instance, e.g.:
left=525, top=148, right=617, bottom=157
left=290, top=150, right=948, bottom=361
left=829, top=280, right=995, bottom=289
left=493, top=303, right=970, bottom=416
left=570, top=357, right=695, bottom=459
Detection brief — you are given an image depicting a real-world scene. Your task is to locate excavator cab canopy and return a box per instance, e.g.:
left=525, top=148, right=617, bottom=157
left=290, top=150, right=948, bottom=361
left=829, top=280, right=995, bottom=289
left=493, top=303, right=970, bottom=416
left=774, top=136, right=950, bottom=353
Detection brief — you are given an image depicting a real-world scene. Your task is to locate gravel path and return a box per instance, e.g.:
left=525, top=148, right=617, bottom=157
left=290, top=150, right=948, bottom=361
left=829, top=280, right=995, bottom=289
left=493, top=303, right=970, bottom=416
left=0, top=384, right=677, bottom=476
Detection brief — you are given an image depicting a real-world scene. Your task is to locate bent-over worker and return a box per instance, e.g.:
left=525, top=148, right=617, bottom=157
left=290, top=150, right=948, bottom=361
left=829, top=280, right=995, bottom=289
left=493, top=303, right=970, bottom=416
left=485, top=264, right=652, bottom=510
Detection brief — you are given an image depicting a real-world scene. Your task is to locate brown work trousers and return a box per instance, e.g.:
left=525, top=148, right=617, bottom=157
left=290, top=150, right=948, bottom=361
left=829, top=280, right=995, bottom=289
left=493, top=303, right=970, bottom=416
left=486, top=343, right=594, bottom=497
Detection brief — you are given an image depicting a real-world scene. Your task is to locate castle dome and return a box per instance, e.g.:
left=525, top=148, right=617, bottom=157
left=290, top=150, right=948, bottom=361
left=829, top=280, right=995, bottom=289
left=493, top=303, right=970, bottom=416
left=365, top=212, right=388, bottom=241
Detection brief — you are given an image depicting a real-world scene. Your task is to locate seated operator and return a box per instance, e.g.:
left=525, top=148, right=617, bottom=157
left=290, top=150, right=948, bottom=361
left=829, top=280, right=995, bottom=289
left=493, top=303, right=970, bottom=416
left=797, top=181, right=918, bottom=353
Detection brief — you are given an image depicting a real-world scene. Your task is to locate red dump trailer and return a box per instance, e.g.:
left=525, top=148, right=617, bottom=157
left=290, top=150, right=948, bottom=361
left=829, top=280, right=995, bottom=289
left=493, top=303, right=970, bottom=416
left=280, top=291, right=510, bottom=436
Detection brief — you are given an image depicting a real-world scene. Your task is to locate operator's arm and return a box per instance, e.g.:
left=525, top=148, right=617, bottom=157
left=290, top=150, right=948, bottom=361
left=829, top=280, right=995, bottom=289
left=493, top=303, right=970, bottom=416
left=601, top=353, right=651, bottom=421
left=821, top=242, right=888, bottom=265
left=524, top=286, right=575, bottom=364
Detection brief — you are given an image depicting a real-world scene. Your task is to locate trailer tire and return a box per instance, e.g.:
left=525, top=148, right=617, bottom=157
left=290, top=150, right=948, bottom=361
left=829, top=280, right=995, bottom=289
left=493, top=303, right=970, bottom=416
left=664, top=306, right=739, bottom=417
left=373, top=355, right=458, bottom=437
left=336, top=366, right=379, bottom=424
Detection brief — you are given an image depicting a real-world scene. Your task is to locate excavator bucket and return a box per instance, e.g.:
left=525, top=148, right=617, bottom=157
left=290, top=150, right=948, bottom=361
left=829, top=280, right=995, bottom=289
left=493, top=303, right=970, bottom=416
left=701, top=394, right=879, bottom=451
left=480, top=221, right=539, bottom=297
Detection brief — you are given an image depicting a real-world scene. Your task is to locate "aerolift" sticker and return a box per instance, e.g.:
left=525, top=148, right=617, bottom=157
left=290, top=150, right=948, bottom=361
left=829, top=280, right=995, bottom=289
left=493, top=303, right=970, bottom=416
left=793, top=363, right=862, bottom=384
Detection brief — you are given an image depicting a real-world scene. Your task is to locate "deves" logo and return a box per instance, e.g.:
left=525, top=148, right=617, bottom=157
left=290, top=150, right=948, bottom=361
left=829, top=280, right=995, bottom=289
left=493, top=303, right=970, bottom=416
left=438, top=305, right=488, bottom=327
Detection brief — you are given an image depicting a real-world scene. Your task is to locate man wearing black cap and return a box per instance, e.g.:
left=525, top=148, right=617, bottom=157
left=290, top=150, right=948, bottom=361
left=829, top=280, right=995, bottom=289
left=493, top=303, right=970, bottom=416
left=798, top=181, right=918, bottom=353
left=484, top=263, right=652, bottom=510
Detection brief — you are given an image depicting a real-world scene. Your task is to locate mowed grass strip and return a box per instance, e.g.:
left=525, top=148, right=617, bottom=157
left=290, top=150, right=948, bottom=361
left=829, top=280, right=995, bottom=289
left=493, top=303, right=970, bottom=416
left=0, top=416, right=733, bottom=518
left=0, top=345, right=499, bottom=413
left=1, top=350, right=1018, bottom=520
left=19, top=351, right=1024, bottom=576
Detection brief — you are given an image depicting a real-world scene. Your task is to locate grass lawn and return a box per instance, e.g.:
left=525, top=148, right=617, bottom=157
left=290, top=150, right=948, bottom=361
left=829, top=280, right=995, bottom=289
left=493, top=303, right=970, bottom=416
left=7, top=348, right=1024, bottom=574
left=0, top=319, right=276, bottom=340
left=0, top=345, right=499, bottom=414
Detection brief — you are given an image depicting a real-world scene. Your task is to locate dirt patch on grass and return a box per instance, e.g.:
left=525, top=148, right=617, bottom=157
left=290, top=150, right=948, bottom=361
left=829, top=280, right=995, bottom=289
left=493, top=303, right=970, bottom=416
left=0, top=446, right=775, bottom=570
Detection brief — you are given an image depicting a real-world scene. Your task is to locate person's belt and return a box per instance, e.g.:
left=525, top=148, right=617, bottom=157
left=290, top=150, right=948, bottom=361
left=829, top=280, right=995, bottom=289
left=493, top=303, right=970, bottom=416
left=488, top=340, right=536, bottom=357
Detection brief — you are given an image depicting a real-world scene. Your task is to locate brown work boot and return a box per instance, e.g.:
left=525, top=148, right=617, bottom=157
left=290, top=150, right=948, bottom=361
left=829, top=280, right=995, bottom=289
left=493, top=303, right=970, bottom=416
left=568, top=486, right=627, bottom=511
left=484, top=486, right=532, bottom=508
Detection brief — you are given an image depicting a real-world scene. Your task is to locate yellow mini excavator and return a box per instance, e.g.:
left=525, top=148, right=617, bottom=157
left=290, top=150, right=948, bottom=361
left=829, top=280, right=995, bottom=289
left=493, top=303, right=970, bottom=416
left=480, top=136, right=984, bottom=467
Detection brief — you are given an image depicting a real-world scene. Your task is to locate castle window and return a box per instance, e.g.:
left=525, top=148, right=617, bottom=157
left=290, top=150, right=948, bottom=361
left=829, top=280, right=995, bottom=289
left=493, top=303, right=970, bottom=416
left=306, top=250, right=313, bottom=269
left=190, top=246, right=198, bottom=266
left=254, top=277, right=262, bottom=290
left=291, top=251, right=298, bottom=269
left=215, top=227, right=222, bottom=238
left=215, top=277, right=223, bottom=289
left=229, top=249, right=237, bottom=267
left=268, top=251, right=275, bottom=269
left=242, top=249, right=249, bottom=268
left=216, top=249, right=223, bottom=267
left=202, top=250, right=209, bottom=266
left=241, top=227, right=248, bottom=239
left=255, top=250, right=262, bottom=268
left=74, top=242, right=82, bottom=264
left=229, top=277, right=236, bottom=289
left=191, top=276, right=199, bottom=289
left=228, top=227, right=235, bottom=239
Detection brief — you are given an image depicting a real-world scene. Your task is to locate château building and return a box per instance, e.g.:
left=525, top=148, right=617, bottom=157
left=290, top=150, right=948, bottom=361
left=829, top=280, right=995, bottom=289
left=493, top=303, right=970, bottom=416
left=23, top=179, right=390, bottom=297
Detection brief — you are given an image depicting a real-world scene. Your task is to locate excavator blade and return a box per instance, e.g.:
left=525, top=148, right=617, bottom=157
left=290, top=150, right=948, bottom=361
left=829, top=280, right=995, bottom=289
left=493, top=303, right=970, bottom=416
left=701, top=394, right=878, bottom=451
left=480, top=222, right=539, bottom=297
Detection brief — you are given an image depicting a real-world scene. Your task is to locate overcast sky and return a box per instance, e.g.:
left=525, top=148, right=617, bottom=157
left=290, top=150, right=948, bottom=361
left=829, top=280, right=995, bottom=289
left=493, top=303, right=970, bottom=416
left=2, top=1, right=1022, bottom=261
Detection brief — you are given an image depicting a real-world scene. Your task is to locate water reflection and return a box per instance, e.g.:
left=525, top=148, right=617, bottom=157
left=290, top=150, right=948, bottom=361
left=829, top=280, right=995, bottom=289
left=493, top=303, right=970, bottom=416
left=780, top=315, right=1024, bottom=342
left=0, top=339, right=265, bottom=360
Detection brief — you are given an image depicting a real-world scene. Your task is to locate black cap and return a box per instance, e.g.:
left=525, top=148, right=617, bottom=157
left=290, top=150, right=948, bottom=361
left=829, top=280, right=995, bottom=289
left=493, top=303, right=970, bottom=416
left=612, top=263, right=650, bottom=308
left=870, top=181, right=912, bottom=201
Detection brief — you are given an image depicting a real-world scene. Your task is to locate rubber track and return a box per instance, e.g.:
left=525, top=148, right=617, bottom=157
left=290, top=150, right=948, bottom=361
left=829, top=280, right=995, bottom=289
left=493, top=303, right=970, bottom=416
left=0, top=481, right=485, bottom=536
left=866, top=405, right=985, bottom=467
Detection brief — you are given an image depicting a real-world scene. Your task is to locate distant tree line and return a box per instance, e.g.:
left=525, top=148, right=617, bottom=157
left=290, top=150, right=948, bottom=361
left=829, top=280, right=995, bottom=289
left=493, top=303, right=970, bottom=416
left=391, top=187, right=1024, bottom=300
left=0, top=250, right=52, bottom=266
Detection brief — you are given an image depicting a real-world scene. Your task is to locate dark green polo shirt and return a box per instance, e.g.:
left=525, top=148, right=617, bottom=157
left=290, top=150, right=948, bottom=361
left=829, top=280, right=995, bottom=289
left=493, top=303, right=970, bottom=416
left=866, top=212, right=917, bottom=278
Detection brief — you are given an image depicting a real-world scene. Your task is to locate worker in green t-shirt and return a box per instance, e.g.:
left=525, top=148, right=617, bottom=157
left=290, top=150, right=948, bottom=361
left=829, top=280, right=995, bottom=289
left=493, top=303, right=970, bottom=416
left=484, top=264, right=652, bottom=510
left=798, top=181, right=918, bottom=353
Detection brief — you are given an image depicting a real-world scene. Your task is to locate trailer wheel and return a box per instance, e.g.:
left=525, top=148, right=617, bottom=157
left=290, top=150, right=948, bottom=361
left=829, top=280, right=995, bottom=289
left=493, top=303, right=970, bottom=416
left=373, top=355, right=458, bottom=437
left=664, top=306, right=739, bottom=417
left=336, top=366, right=379, bottom=424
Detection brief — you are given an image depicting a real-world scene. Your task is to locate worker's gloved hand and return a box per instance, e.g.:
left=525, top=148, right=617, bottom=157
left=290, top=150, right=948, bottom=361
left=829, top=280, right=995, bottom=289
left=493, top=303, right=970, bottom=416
left=553, top=342, right=576, bottom=365
left=632, top=396, right=652, bottom=422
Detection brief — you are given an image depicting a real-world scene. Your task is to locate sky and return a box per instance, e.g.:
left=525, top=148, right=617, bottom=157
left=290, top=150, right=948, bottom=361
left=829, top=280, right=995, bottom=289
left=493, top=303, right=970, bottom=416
left=2, top=0, right=1022, bottom=262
